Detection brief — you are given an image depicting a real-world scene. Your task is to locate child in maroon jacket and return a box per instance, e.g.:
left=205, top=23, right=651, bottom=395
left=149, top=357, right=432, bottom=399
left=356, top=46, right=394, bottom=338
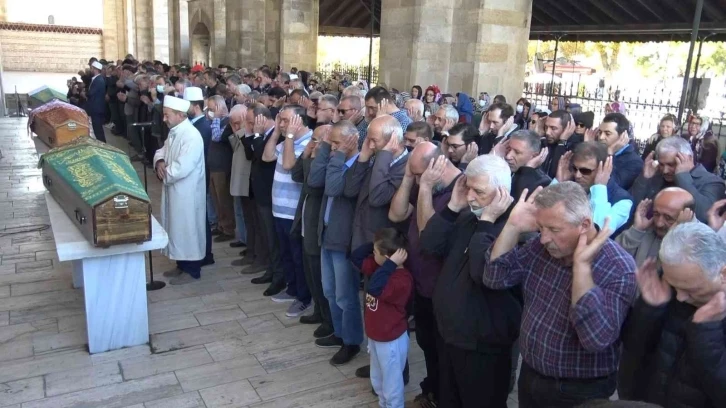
left=352, top=228, right=413, bottom=408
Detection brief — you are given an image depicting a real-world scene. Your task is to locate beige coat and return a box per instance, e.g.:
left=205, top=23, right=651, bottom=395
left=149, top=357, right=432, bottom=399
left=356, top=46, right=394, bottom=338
left=228, top=133, right=252, bottom=197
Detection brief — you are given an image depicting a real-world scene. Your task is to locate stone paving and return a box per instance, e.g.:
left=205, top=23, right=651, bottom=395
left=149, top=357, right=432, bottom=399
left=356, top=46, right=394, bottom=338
left=0, top=117, right=519, bottom=407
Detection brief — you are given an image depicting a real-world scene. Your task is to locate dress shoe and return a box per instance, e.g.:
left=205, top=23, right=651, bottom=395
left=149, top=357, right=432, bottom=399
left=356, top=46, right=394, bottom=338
left=251, top=274, right=272, bottom=284
left=355, top=365, right=370, bottom=378
left=231, top=257, right=255, bottom=267
left=210, top=228, right=221, bottom=236
left=238, top=249, right=248, bottom=257
left=242, top=262, right=268, bottom=275
left=202, top=257, right=215, bottom=267
left=263, top=281, right=286, bottom=296
left=313, top=324, right=334, bottom=339
left=229, top=241, right=247, bottom=248
left=299, top=314, right=322, bottom=325
left=330, top=345, right=361, bottom=366
left=213, top=234, right=235, bottom=243
left=162, top=268, right=183, bottom=278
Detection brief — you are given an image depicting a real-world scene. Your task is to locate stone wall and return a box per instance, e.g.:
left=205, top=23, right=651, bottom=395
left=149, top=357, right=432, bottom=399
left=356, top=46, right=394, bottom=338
left=0, top=24, right=102, bottom=72
left=279, top=0, right=317, bottom=72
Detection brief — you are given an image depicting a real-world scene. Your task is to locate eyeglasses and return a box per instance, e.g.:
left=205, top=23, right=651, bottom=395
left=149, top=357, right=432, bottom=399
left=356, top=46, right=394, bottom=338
left=576, top=123, right=586, bottom=128
left=448, top=143, right=466, bottom=150
left=571, top=165, right=595, bottom=176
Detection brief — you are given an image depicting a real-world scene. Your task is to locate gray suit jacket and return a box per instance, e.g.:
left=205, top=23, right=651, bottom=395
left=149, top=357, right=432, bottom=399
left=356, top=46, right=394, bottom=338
left=229, top=134, right=252, bottom=197
left=630, top=164, right=725, bottom=223
left=308, top=143, right=359, bottom=253
left=346, top=149, right=409, bottom=251
left=291, top=155, right=324, bottom=255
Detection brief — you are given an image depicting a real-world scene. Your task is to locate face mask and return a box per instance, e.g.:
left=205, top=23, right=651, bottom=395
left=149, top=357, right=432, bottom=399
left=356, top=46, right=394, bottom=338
left=156, top=85, right=165, bottom=93
left=288, top=89, right=292, bottom=95
left=516, top=105, right=524, bottom=113
left=207, top=111, right=215, bottom=119
left=478, top=100, right=486, bottom=108
left=470, top=205, right=484, bottom=218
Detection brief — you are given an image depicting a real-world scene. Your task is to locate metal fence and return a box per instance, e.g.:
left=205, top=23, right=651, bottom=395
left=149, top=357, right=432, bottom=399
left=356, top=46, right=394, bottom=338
left=315, top=62, right=379, bottom=87
left=522, top=81, right=683, bottom=141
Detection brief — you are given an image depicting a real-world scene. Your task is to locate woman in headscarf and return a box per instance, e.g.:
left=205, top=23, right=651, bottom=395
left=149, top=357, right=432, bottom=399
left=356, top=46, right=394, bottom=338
left=423, top=85, right=441, bottom=119
left=514, top=98, right=532, bottom=129
left=455, top=92, right=474, bottom=124
left=641, top=113, right=678, bottom=160
left=357, top=79, right=369, bottom=92
left=411, top=85, right=423, bottom=100
left=549, top=96, right=566, bottom=112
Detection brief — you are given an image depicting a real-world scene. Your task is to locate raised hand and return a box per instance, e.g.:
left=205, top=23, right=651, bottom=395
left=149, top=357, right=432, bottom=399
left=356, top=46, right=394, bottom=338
left=340, top=132, right=358, bottom=155
left=287, top=114, right=304, bottom=136
left=302, top=138, right=316, bottom=159
left=636, top=258, right=672, bottom=307
left=707, top=199, right=726, bottom=231
left=461, top=142, right=479, bottom=164
left=253, top=114, right=267, bottom=134
left=447, top=175, right=469, bottom=212
left=383, top=132, right=401, bottom=153
left=693, top=291, right=726, bottom=323
left=506, top=186, right=543, bottom=233
left=388, top=248, right=408, bottom=267
left=594, top=156, right=613, bottom=186
left=420, top=155, right=447, bottom=189
left=480, top=186, right=513, bottom=222
left=491, top=138, right=509, bottom=158
left=307, top=103, right=317, bottom=119
left=359, top=134, right=374, bottom=162
left=560, top=116, right=576, bottom=142
left=633, top=198, right=653, bottom=231
left=525, top=146, right=549, bottom=169
left=497, top=116, right=515, bottom=137
left=643, top=151, right=657, bottom=179
left=675, top=208, right=694, bottom=226
left=479, top=115, right=491, bottom=135
left=376, top=99, right=390, bottom=118
left=573, top=217, right=611, bottom=266
left=675, top=152, right=695, bottom=174
left=349, top=108, right=363, bottom=125
left=444, top=118, right=457, bottom=133
left=584, top=128, right=598, bottom=142
left=556, top=151, right=573, bottom=182
left=608, top=132, right=630, bottom=155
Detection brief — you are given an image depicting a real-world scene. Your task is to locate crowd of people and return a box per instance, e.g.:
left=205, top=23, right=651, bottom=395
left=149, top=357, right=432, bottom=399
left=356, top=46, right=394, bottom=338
left=73, top=55, right=726, bottom=408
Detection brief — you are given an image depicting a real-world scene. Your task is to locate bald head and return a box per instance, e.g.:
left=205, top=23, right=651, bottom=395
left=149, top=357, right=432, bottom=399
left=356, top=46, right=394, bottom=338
left=367, top=115, right=404, bottom=153
left=228, top=104, right=248, bottom=133
left=409, top=142, right=440, bottom=173
left=652, top=187, right=695, bottom=238
left=404, top=99, right=424, bottom=121
left=313, top=124, right=332, bottom=143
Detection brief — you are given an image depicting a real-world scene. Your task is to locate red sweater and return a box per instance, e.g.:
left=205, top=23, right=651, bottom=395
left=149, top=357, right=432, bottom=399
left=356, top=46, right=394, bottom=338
left=360, top=256, right=413, bottom=342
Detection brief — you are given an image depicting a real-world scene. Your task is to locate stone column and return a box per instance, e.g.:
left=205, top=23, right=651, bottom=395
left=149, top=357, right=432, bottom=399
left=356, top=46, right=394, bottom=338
left=133, top=0, right=153, bottom=61
left=168, top=0, right=179, bottom=63
left=279, top=0, right=317, bottom=72
left=103, top=0, right=127, bottom=61
left=380, top=0, right=532, bottom=101
left=179, top=0, right=189, bottom=63
left=265, top=0, right=280, bottom=67
left=212, top=0, right=226, bottom=66
left=151, top=0, right=170, bottom=63
left=225, top=0, right=240, bottom=67
left=231, top=0, right=267, bottom=69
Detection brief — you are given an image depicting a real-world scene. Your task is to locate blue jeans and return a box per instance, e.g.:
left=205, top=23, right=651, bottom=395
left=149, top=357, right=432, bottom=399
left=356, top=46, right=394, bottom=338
left=274, top=217, right=309, bottom=304
left=321, top=239, right=363, bottom=346
left=233, top=196, right=247, bottom=244
left=206, top=193, right=218, bottom=226
left=369, top=332, right=409, bottom=408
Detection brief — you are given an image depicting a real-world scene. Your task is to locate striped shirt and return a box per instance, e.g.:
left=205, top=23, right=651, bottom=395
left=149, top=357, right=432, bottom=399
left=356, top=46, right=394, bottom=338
left=272, top=130, right=312, bottom=219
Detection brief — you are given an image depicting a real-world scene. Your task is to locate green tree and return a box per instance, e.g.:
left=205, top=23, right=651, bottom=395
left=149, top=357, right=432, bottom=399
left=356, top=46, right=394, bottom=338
left=595, top=42, right=622, bottom=76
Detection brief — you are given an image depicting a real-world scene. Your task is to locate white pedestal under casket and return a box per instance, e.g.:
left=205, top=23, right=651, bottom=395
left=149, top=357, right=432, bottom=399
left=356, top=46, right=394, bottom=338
left=45, top=192, right=168, bottom=354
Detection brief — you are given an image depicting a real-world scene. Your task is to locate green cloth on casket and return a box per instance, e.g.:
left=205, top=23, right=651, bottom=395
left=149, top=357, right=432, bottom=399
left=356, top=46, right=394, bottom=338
left=39, top=137, right=149, bottom=206
left=28, top=86, right=68, bottom=109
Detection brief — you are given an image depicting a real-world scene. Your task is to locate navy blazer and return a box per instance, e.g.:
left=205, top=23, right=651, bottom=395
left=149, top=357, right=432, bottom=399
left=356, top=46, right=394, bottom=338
left=191, top=115, right=212, bottom=189
left=612, top=144, right=644, bottom=191
left=85, top=75, right=106, bottom=117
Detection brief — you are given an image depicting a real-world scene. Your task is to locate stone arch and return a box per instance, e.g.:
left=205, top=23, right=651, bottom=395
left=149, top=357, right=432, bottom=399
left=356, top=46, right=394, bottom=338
left=191, top=22, right=211, bottom=67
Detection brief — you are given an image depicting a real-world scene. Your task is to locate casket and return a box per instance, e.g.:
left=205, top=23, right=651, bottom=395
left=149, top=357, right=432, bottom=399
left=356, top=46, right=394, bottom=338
left=28, top=85, right=68, bottom=109
left=39, top=137, right=152, bottom=247
left=29, top=100, right=90, bottom=148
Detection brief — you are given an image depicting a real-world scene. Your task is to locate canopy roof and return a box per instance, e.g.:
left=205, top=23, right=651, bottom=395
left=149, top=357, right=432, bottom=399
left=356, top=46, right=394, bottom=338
left=321, top=0, right=726, bottom=42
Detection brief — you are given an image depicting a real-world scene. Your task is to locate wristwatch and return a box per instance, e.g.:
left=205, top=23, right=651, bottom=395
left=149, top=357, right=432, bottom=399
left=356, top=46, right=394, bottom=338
left=253, top=132, right=260, bottom=138
left=442, top=131, right=450, bottom=137
left=286, top=133, right=294, bottom=139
